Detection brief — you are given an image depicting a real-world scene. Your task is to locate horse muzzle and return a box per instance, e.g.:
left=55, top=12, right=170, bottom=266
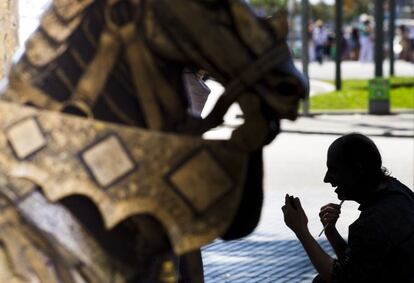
left=259, top=57, right=309, bottom=121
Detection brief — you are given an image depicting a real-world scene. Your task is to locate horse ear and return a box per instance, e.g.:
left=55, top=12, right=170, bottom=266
left=265, top=11, right=289, bottom=40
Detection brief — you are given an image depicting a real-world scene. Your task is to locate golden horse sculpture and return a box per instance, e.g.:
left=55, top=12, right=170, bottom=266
left=0, top=0, right=308, bottom=282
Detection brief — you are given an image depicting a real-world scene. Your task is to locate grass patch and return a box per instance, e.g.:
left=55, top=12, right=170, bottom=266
left=309, top=77, right=414, bottom=111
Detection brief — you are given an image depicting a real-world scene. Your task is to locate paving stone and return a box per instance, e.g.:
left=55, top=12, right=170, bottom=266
left=202, top=190, right=337, bottom=283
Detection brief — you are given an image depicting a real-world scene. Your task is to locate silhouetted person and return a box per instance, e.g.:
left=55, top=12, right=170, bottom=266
left=282, top=133, right=414, bottom=283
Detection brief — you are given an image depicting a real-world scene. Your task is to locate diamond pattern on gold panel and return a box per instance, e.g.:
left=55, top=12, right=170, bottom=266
left=5, top=117, right=47, bottom=160
left=80, top=134, right=137, bottom=188
left=167, top=148, right=233, bottom=215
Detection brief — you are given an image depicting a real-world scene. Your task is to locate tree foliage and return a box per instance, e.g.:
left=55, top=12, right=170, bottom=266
left=310, top=2, right=333, bottom=22
left=246, top=0, right=372, bottom=23
left=247, top=0, right=288, bottom=15
left=343, top=0, right=373, bottom=22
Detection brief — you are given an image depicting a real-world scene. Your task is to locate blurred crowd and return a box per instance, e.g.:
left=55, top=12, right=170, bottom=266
left=307, top=14, right=414, bottom=64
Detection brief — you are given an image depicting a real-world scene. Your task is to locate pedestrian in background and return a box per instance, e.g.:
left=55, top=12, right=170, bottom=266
left=409, top=26, right=414, bottom=61
left=349, top=27, right=360, bottom=60
left=398, top=25, right=413, bottom=62
left=358, top=15, right=374, bottom=62
left=308, top=23, right=316, bottom=62
left=312, top=20, right=328, bottom=64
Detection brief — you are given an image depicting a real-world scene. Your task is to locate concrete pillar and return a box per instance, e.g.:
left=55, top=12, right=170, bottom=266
left=0, top=0, right=19, bottom=80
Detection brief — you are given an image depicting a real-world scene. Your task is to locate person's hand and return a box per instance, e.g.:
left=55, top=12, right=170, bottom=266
left=282, top=194, right=308, bottom=236
left=319, top=203, right=341, bottom=233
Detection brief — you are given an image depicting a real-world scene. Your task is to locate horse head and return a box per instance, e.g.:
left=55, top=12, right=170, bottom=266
left=140, top=0, right=308, bottom=239
left=0, top=0, right=308, bottom=280
left=142, top=0, right=308, bottom=143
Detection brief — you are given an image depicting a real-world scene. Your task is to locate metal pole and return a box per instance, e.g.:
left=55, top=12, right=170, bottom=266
left=389, top=0, right=395, bottom=76
left=335, top=0, right=342, bottom=90
left=374, top=0, right=384, bottom=77
left=301, top=0, right=310, bottom=116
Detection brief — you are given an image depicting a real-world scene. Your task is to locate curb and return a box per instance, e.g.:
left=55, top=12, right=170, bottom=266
left=280, top=129, right=414, bottom=138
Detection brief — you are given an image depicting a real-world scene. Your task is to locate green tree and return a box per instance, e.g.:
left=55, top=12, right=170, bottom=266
left=247, top=0, right=288, bottom=15
left=310, top=2, right=333, bottom=23
left=343, top=0, right=372, bottom=22
left=246, top=0, right=372, bottom=24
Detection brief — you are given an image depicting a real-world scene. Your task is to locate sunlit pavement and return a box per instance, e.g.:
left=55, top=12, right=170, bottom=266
left=295, top=60, right=414, bottom=80
left=202, top=189, right=336, bottom=283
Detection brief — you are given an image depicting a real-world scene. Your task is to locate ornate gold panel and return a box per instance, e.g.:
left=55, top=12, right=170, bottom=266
left=167, top=148, right=233, bottom=214
left=5, top=117, right=47, bottom=160
left=0, top=101, right=247, bottom=255
left=80, top=134, right=137, bottom=188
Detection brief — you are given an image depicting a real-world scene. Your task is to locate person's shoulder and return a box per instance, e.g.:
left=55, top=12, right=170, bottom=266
left=382, top=177, right=414, bottom=205
left=357, top=177, right=414, bottom=239
left=388, top=176, right=412, bottom=191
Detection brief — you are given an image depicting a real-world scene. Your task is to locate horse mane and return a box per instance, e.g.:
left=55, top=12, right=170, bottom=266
left=19, top=0, right=104, bottom=99
left=13, top=0, right=155, bottom=126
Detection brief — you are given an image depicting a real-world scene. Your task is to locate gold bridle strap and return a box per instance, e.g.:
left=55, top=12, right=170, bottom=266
left=65, top=28, right=122, bottom=118
left=150, top=0, right=291, bottom=134
left=184, top=43, right=291, bottom=134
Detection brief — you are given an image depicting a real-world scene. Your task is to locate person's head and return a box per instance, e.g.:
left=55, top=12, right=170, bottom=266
left=324, top=133, right=388, bottom=202
left=399, top=25, right=407, bottom=33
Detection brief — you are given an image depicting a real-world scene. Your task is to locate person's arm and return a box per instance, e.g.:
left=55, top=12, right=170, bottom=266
left=296, top=229, right=335, bottom=282
left=319, top=204, right=349, bottom=260
left=324, top=227, right=348, bottom=260
left=282, top=195, right=334, bottom=282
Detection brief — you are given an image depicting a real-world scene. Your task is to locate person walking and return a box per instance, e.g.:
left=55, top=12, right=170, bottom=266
left=358, top=15, right=374, bottom=62
left=399, top=25, right=413, bottom=62
left=349, top=27, right=360, bottom=60
left=312, top=20, right=328, bottom=64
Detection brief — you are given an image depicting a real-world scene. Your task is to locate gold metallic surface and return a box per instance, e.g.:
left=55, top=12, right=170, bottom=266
left=69, top=29, right=121, bottom=116
left=0, top=0, right=305, bottom=281
left=2, top=73, right=62, bottom=110
left=0, top=0, right=18, bottom=80
left=40, top=7, right=83, bottom=44
left=53, top=0, right=94, bottom=21
left=0, top=101, right=247, bottom=255
left=0, top=180, right=129, bottom=283
left=25, top=31, right=68, bottom=68
left=125, top=34, right=164, bottom=130
left=159, top=260, right=178, bottom=283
